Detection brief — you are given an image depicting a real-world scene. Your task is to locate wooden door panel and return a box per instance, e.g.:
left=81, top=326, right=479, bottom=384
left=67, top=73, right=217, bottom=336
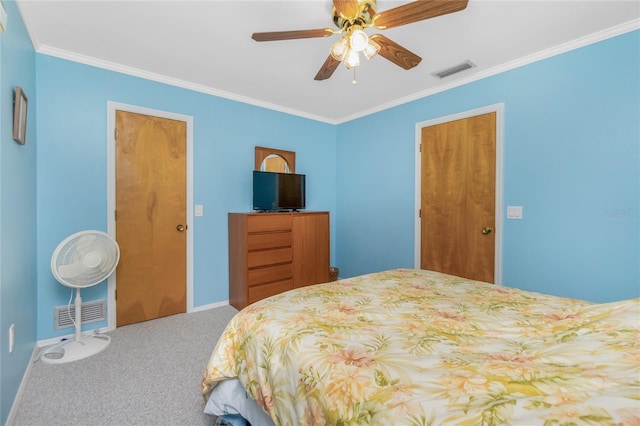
left=293, top=213, right=330, bottom=287
left=116, top=111, right=187, bottom=326
left=421, top=112, right=496, bottom=283
left=465, top=114, right=496, bottom=281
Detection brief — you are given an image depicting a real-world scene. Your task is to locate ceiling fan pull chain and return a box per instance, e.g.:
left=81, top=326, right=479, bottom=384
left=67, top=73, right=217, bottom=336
left=352, top=67, right=358, bottom=85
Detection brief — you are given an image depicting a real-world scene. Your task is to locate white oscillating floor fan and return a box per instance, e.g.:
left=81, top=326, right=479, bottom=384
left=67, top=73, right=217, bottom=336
left=41, top=230, right=120, bottom=364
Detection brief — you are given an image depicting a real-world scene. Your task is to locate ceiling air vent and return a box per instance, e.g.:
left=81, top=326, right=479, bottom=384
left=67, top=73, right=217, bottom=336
left=432, top=60, right=476, bottom=79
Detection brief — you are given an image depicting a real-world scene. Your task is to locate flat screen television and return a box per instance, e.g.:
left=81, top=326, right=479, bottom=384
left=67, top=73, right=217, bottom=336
left=253, top=170, right=306, bottom=212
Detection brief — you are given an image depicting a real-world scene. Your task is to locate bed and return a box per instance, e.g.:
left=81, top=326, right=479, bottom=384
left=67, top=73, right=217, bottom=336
left=202, top=268, right=639, bottom=425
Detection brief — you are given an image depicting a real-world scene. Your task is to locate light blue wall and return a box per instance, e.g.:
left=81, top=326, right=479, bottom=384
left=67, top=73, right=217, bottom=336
left=0, top=1, right=37, bottom=424
left=336, top=30, right=640, bottom=303
left=35, top=55, right=337, bottom=341
left=2, top=13, right=637, bottom=422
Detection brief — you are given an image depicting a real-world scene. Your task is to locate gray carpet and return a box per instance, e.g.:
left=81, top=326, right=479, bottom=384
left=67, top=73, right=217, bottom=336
left=10, top=305, right=238, bottom=426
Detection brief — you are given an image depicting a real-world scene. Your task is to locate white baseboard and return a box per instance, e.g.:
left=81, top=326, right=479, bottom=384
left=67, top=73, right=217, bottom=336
left=190, top=300, right=230, bottom=313
left=5, top=344, right=39, bottom=426
left=36, top=327, right=110, bottom=348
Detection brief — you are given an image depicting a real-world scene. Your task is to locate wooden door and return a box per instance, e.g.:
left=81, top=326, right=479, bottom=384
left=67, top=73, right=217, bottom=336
left=420, top=112, right=496, bottom=283
left=115, top=111, right=187, bottom=326
left=292, top=212, right=330, bottom=287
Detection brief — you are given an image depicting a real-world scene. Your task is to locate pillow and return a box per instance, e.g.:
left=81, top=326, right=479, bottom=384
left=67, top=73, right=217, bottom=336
left=204, top=378, right=275, bottom=426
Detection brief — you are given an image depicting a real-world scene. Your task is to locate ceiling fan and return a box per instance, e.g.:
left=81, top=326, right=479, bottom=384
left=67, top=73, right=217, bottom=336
left=252, top=0, right=469, bottom=82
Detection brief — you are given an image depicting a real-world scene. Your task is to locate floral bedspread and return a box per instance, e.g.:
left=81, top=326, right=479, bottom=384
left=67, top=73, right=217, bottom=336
left=202, top=269, right=640, bottom=425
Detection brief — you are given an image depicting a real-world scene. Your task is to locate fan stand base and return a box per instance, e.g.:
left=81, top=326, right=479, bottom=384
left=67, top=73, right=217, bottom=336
left=40, top=334, right=111, bottom=364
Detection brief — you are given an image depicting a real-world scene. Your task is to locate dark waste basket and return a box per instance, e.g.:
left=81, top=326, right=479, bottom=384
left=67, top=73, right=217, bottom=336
left=329, top=266, right=339, bottom=281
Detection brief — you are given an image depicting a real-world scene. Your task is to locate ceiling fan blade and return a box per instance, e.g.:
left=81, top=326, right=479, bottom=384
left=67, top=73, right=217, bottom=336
left=333, top=0, right=359, bottom=19
left=314, top=55, right=341, bottom=81
left=370, top=34, right=422, bottom=70
left=252, top=29, right=333, bottom=42
left=373, top=0, right=468, bottom=29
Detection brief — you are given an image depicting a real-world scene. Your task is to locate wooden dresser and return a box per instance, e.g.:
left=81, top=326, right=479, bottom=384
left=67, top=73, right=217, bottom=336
left=228, top=211, right=330, bottom=310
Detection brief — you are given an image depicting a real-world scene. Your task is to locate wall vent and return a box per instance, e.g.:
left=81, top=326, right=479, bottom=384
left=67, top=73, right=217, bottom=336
left=54, top=299, right=106, bottom=330
left=432, top=60, right=476, bottom=79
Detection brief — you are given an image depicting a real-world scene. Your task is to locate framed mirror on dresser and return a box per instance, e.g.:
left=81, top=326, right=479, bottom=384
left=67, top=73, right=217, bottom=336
left=255, top=146, right=295, bottom=173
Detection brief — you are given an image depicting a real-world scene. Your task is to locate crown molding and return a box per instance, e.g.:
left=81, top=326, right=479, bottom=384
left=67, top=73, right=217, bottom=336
left=32, top=18, right=638, bottom=126
left=336, top=19, right=640, bottom=124
left=35, top=44, right=338, bottom=125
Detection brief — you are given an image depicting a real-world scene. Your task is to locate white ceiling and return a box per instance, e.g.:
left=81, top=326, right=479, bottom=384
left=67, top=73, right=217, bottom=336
left=16, top=1, right=640, bottom=124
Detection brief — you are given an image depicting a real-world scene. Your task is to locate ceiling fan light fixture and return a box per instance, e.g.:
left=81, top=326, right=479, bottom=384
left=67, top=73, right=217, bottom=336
left=345, top=49, right=360, bottom=69
left=349, top=28, right=369, bottom=52
left=330, top=37, right=349, bottom=61
left=363, top=39, right=380, bottom=60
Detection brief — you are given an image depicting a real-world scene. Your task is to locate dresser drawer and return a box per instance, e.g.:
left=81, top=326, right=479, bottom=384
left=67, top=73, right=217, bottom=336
left=247, top=214, right=291, bottom=233
left=247, top=231, right=291, bottom=251
left=248, top=247, right=292, bottom=268
left=248, top=279, right=294, bottom=304
left=248, top=263, right=292, bottom=286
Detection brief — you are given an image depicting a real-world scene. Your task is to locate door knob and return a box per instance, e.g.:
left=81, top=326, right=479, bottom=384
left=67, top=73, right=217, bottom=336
left=176, top=224, right=186, bottom=232
left=481, top=226, right=492, bottom=235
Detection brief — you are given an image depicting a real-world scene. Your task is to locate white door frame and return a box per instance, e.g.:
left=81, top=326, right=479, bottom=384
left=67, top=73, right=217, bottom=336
left=106, top=101, right=194, bottom=330
left=414, top=103, right=504, bottom=284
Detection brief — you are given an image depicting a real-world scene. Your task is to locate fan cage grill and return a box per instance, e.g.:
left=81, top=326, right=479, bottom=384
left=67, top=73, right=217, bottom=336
left=52, top=232, right=119, bottom=288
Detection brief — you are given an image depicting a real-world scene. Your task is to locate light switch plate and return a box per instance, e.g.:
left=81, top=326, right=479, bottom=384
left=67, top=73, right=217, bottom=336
left=507, top=206, right=523, bottom=219
left=195, top=204, right=203, bottom=217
